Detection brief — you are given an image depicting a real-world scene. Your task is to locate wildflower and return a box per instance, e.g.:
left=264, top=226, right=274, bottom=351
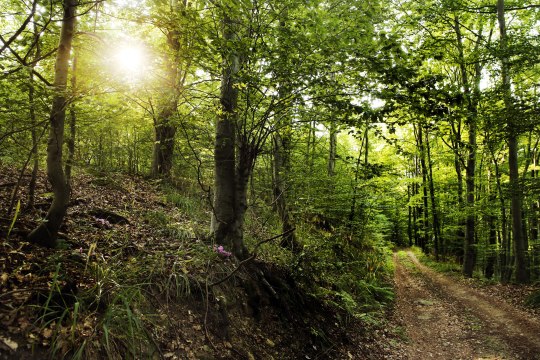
left=94, top=217, right=112, bottom=228
left=213, top=245, right=232, bottom=257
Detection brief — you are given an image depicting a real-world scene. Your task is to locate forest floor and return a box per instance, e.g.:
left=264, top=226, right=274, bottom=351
left=0, top=166, right=392, bottom=359
left=3, top=165, right=540, bottom=359
left=389, top=250, right=540, bottom=360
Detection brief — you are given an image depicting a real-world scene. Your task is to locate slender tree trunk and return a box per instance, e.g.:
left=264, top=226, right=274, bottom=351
left=425, top=129, right=440, bottom=260
left=416, top=124, right=429, bottom=252
left=273, top=130, right=299, bottom=252
left=486, top=168, right=497, bottom=279
left=328, top=120, right=337, bottom=177
left=271, top=8, right=299, bottom=252
left=151, top=2, right=190, bottom=179
left=491, top=148, right=511, bottom=281
left=408, top=180, right=413, bottom=247
left=413, top=157, right=421, bottom=247
left=454, top=14, right=483, bottom=277
left=65, top=52, right=77, bottom=194
left=211, top=10, right=248, bottom=259
left=531, top=151, right=539, bottom=244
left=28, top=19, right=41, bottom=209
left=306, top=120, right=315, bottom=175
left=498, top=0, right=528, bottom=283
left=27, top=0, right=76, bottom=247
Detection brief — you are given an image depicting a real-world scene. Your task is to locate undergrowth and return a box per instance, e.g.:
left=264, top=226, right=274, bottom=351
left=4, top=172, right=398, bottom=359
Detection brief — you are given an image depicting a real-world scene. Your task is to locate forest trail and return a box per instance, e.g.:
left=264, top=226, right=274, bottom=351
left=391, top=251, right=540, bottom=360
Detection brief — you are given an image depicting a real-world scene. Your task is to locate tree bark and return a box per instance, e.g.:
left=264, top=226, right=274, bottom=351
left=65, top=52, right=77, bottom=194
left=486, top=169, right=497, bottom=279
left=150, top=23, right=184, bottom=179
left=425, top=129, right=440, bottom=260
left=28, top=19, right=41, bottom=210
left=498, top=0, right=528, bottom=283
left=273, top=130, right=299, bottom=252
left=416, top=124, right=429, bottom=252
left=27, top=0, right=76, bottom=247
left=328, top=120, right=337, bottom=176
left=211, top=10, right=248, bottom=259
left=454, top=15, right=482, bottom=277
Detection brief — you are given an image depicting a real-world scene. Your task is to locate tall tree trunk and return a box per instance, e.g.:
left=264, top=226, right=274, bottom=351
left=498, top=0, right=528, bottom=283
left=348, top=129, right=367, bottom=227
left=416, top=124, right=429, bottom=252
left=151, top=2, right=189, bottom=179
left=531, top=150, right=539, bottom=245
left=490, top=147, right=511, bottom=281
left=408, top=180, right=413, bottom=247
left=211, top=10, right=247, bottom=259
left=328, top=120, right=337, bottom=176
left=27, top=0, right=76, bottom=247
left=65, top=52, right=77, bottom=194
left=485, top=169, right=497, bottom=279
left=454, top=15, right=481, bottom=277
left=414, top=157, right=422, bottom=247
left=273, top=130, right=299, bottom=252
left=28, top=19, right=41, bottom=209
left=271, top=8, right=299, bottom=252
left=425, top=129, right=440, bottom=260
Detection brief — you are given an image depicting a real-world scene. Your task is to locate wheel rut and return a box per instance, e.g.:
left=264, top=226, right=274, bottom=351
left=390, top=251, right=540, bottom=360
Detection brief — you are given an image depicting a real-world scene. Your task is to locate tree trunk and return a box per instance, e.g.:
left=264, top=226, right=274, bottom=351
left=65, top=52, right=77, bottom=194
left=151, top=117, right=177, bottom=178
left=328, top=120, right=337, bottom=176
left=413, top=157, right=422, bottom=247
left=408, top=180, right=413, bottom=247
left=211, top=10, right=248, bottom=259
left=28, top=19, right=41, bottom=209
left=151, top=3, right=191, bottom=179
left=416, top=124, right=429, bottom=252
left=273, top=131, right=299, bottom=252
left=348, top=127, right=367, bottom=227
left=486, top=169, right=497, bottom=279
left=498, top=0, right=528, bottom=283
left=454, top=14, right=484, bottom=277
left=425, top=129, right=440, bottom=260
left=27, top=0, right=76, bottom=247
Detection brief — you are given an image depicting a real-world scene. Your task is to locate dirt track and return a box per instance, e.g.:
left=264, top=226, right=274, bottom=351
left=390, top=251, right=540, bottom=360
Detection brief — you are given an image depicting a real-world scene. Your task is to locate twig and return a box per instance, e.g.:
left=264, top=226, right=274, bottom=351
left=0, top=287, right=48, bottom=300
left=209, top=228, right=295, bottom=287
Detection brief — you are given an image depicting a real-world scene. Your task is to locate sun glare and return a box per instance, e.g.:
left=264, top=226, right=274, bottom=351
left=112, top=43, right=148, bottom=81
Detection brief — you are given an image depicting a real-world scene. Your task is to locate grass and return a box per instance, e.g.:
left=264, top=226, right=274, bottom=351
left=525, top=290, right=540, bottom=308
left=28, top=235, right=210, bottom=359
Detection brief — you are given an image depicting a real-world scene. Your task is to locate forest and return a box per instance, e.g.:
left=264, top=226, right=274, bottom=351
left=1, top=0, right=540, bottom=359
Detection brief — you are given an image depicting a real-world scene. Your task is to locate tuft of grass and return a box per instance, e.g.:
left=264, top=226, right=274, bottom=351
left=29, top=243, right=207, bottom=359
left=525, top=290, right=540, bottom=308
left=142, top=210, right=169, bottom=228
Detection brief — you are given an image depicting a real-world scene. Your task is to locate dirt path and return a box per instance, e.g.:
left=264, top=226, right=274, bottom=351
left=390, top=251, right=540, bottom=360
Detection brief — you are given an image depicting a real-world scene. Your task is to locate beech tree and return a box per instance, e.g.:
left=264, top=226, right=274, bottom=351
left=27, top=0, right=77, bottom=247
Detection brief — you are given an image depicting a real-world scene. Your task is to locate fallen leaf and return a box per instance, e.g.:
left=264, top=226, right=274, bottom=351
left=0, top=336, right=18, bottom=351
left=42, top=328, right=53, bottom=339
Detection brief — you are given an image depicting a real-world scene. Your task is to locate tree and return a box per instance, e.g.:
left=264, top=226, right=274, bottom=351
left=211, top=2, right=248, bottom=259
left=497, top=0, right=528, bottom=283
left=150, top=0, right=194, bottom=179
left=27, top=0, right=77, bottom=247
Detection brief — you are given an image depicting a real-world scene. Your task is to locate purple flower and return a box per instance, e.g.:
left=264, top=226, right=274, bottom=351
left=213, top=245, right=232, bottom=257
left=94, top=217, right=112, bottom=228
